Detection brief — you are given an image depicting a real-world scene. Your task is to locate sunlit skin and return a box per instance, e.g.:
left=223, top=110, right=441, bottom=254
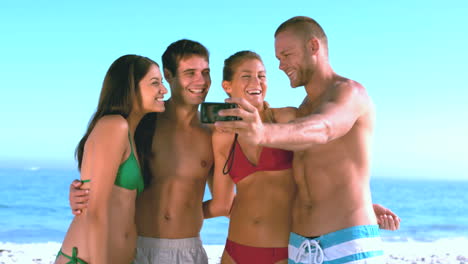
left=67, top=51, right=215, bottom=264
left=208, top=56, right=400, bottom=264
left=223, top=59, right=268, bottom=110
left=215, top=27, right=401, bottom=239
left=275, top=30, right=400, bottom=231
left=133, top=64, right=168, bottom=114
left=66, top=44, right=400, bottom=260
left=273, top=29, right=379, bottom=236
left=166, top=55, right=211, bottom=106
left=204, top=58, right=297, bottom=264
left=135, top=55, right=213, bottom=239
left=275, top=30, right=316, bottom=89
left=57, top=63, right=167, bottom=264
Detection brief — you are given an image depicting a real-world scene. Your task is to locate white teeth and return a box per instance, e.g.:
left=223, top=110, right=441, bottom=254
left=246, top=89, right=262, bottom=95
left=155, top=98, right=164, bottom=102
left=189, top=89, right=204, bottom=94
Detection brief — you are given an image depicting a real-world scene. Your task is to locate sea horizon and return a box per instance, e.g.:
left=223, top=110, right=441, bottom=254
left=1, top=167, right=468, bottom=263
left=1, top=167, right=468, bottom=244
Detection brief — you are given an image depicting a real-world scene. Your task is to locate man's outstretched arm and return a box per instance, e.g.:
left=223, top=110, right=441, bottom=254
left=216, top=81, right=370, bottom=151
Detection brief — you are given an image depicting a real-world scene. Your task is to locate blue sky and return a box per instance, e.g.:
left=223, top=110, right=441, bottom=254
left=1, top=0, right=467, bottom=180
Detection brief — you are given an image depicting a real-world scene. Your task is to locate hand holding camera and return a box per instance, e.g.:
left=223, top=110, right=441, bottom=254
left=200, top=102, right=242, bottom=123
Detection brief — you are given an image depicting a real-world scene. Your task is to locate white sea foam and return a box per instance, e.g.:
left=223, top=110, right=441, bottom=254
left=383, top=238, right=468, bottom=263
left=0, top=242, right=60, bottom=264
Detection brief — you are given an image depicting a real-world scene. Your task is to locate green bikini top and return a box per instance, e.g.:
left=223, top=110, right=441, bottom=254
left=114, top=133, right=144, bottom=194
left=82, top=133, right=144, bottom=194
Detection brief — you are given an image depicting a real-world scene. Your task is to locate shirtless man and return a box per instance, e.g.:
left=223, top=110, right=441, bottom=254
left=70, top=39, right=213, bottom=264
left=216, top=16, right=386, bottom=263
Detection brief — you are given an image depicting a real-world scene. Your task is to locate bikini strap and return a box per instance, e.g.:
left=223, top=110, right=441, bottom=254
left=223, top=133, right=238, bottom=175
left=128, top=132, right=135, bottom=154
left=78, top=132, right=133, bottom=184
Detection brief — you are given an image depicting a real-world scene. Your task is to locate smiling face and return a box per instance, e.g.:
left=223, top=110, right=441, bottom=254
left=137, top=64, right=167, bottom=113
left=166, top=55, right=211, bottom=106
left=275, top=30, right=315, bottom=88
left=223, top=59, right=267, bottom=110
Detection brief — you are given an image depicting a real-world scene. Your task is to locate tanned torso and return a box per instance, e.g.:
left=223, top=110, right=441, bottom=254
left=291, top=78, right=377, bottom=237
left=135, top=112, right=213, bottom=238
left=228, top=108, right=296, bottom=247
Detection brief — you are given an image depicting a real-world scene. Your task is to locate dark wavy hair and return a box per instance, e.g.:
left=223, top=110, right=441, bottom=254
left=134, top=112, right=157, bottom=187
left=75, top=55, right=158, bottom=170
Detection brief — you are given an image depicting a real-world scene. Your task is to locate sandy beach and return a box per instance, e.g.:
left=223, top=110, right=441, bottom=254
left=1, top=240, right=467, bottom=264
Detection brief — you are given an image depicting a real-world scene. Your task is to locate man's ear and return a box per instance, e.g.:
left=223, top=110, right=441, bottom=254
left=307, top=38, right=320, bottom=55
left=164, top=68, right=173, bottom=82
left=222, top=80, right=232, bottom=95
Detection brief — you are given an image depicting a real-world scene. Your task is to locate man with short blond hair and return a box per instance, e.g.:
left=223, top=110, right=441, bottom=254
left=217, top=16, right=385, bottom=263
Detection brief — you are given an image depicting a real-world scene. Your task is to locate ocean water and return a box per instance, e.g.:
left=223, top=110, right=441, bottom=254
left=0, top=168, right=467, bottom=245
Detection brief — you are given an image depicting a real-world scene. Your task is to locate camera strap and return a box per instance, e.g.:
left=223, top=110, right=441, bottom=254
left=222, top=133, right=238, bottom=175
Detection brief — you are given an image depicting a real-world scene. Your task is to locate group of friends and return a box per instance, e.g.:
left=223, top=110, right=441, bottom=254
left=55, top=16, right=401, bottom=264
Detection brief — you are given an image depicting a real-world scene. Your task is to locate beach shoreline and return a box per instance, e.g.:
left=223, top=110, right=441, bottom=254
left=1, top=240, right=467, bottom=264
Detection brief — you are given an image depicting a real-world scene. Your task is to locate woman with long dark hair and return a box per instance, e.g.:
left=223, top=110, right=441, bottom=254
left=55, top=55, right=167, bottom=264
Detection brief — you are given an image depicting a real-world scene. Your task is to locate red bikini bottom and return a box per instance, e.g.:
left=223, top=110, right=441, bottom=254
left=225, top=239, right=288, bottom=264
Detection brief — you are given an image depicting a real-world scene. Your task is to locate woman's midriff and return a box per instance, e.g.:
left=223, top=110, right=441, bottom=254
left=227, top=169, right=295, bottom=247
left=59, top=186, right=138, bottom=264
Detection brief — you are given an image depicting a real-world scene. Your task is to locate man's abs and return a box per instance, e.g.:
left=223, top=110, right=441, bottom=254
left=135, top=180, right=206, bottom=238
left=291, top=140, right=376, bottom=236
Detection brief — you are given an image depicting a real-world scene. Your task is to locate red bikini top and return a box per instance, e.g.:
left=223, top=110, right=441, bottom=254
left=224, top=135, right=294, bottom=183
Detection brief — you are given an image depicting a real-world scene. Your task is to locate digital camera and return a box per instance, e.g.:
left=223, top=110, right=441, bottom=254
left=200, top=102, right=241, bottom=123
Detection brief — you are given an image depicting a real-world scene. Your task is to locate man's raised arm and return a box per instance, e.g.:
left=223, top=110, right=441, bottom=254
left=216, top=81, right=371, bottom=151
